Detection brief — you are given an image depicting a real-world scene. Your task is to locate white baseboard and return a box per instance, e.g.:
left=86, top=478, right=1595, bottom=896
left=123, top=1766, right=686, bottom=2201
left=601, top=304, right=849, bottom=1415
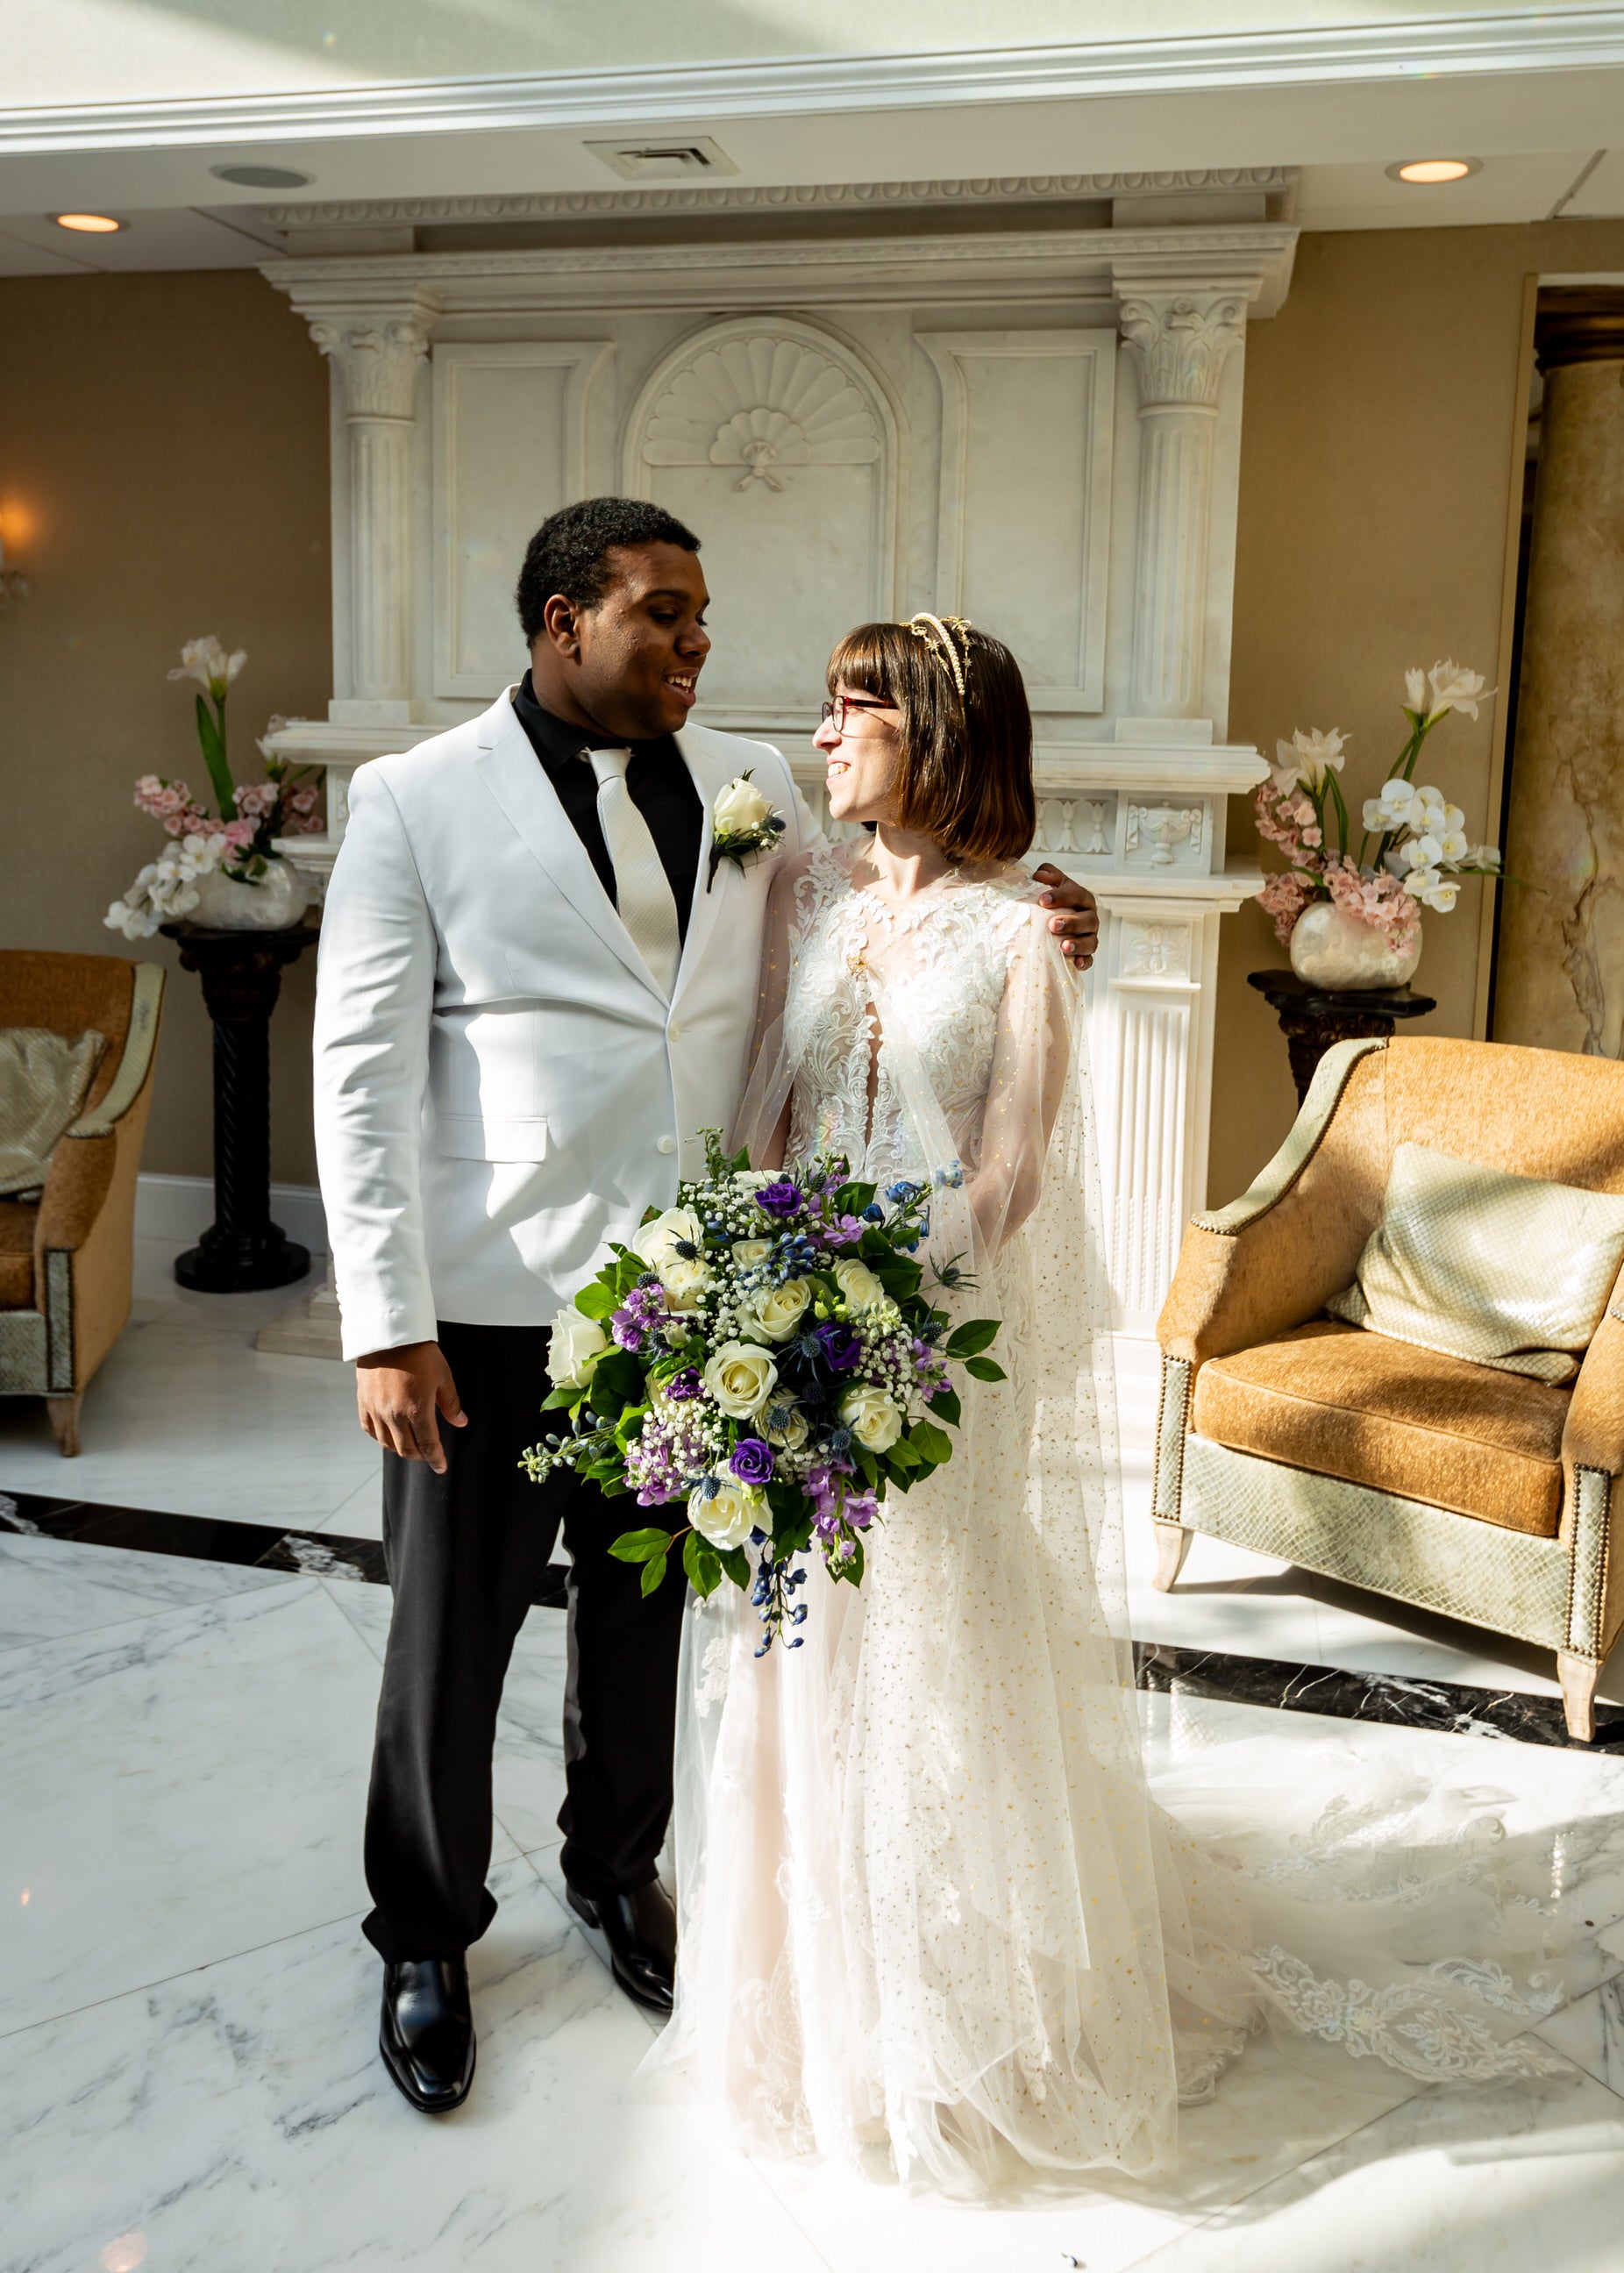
left=135, top=1172, right=328, bottom=1256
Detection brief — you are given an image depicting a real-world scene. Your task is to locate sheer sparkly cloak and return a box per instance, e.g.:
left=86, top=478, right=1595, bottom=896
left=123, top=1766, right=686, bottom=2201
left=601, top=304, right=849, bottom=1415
left=639, top=841, right=1621, bottom=2194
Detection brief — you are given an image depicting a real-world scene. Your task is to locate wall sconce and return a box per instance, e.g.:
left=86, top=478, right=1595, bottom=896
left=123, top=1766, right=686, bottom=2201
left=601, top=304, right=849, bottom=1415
left=0, top=511, right=30, bottom=606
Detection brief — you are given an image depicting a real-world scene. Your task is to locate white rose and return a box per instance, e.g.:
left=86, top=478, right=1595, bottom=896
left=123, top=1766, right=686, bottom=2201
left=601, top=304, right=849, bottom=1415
left=703, top=1339, right=779, bottom=1419
left=832, top=1258, right=887, bottom=1315
left=732, top=1170, right=780, bottom=1190
left=714, top=776, right=772, bottom=834
left=632, top=1205, right=704, bottom=1272
left=736, top=1277, right=812, bottom=1344
left=689, top=1476, right=762, bottom=1550
left=840, top=1383, right=903, bottom=1452
left=547, top=1308, right=609, bottom=1392
left=731, top=1237, right=773, bottom=1267
left=659, top=1256, right=713, bottom=1312
left=763, top=1400, right=809, bottom=1450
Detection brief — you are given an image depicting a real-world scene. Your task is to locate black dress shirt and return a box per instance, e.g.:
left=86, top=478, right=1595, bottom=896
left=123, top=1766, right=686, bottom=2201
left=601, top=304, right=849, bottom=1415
left=511, top=673, right=703, bottom=943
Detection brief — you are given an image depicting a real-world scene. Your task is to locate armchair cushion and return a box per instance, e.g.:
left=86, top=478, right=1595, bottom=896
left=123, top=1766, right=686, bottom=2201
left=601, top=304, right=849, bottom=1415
left=1192, top=1318, right=1570, bottom=1538
left=0, top=1027, right=106, bottom=1197
left=0, top=1201, right=34, bottom=1308
left=1326, top=1141, right=1624, bottom=1385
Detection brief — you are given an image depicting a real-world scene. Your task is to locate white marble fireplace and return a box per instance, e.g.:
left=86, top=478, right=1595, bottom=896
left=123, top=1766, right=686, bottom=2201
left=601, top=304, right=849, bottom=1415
left=258, top=172, right=1295, bottom=1384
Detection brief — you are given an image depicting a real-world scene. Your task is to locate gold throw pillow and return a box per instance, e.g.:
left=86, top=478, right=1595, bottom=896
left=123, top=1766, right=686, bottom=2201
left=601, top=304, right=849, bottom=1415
left=0, top=1027, right=106, bottom=1198
left=1326, top=1140, right=1624, bottom=1385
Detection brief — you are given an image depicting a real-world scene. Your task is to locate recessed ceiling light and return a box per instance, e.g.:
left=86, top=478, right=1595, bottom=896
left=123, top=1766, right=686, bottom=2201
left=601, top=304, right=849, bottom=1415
left=209, top=164, right=314, bottom=190
left=53, top=212, right=124, bottom=233
left=1386, top=158, right=1481, bottom=185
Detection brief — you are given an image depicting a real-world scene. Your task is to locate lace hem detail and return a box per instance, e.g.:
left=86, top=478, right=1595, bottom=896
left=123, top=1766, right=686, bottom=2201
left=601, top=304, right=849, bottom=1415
left=1246, top=1946, right=1570, bottom=2084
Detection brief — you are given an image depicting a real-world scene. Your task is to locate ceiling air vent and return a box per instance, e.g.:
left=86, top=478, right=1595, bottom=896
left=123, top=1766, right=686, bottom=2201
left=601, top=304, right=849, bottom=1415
left=584, top=137, right=738, bottom=182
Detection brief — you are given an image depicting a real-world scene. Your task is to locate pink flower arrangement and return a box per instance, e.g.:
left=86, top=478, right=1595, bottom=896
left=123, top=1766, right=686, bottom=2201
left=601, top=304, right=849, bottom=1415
left=107, top=645, right=324, bottom=940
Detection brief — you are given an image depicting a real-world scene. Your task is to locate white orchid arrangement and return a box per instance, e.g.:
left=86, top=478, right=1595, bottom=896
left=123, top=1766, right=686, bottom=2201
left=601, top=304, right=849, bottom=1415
left=1256, top=661, right=1502, bottom=955
left=707, top=773, right=787, bottom=888
left=104, top=638, right=322, bottom=939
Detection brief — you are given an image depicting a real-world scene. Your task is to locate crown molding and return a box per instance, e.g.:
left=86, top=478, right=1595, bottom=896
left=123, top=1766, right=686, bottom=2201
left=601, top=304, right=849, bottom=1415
left=3, top=13, right=1623, bottom=153
left=261, top=169, right=1294, bottom=229
left=262, top=222, right=1300, bottom=318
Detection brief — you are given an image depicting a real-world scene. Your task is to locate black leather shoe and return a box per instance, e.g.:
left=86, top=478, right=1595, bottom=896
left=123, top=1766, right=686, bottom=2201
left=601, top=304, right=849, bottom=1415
left=379, top=1957, right=476, bottom=2113
left=566, top=1878, right=676, bottom=2013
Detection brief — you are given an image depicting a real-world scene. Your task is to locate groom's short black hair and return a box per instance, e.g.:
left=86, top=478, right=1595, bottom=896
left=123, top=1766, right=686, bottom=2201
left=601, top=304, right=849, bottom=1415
left=516, top=497, right=702, bottom=641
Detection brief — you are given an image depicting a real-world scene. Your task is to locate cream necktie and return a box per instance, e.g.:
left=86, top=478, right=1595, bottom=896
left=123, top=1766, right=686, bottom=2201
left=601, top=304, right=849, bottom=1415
left=588, top=746, right=682, bottom=999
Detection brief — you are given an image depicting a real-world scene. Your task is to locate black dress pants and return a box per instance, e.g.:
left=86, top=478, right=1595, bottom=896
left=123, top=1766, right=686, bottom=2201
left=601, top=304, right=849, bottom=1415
left=361, top=1318, right=687, bottom=1963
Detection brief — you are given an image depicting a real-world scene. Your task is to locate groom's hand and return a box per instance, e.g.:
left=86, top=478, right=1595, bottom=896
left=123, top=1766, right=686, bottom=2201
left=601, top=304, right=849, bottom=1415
left=355, top=1340, right=468, bottom=1473
left=1032, top=864, right=1100, bottom=972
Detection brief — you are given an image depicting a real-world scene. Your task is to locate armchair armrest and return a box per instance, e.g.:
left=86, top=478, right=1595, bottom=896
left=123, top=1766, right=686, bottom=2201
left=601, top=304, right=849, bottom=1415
left=1564, top=1293, right=1624, bottom=1480
left=32, top=962, right=164, bottom=1266
left=1157, top=1036, right=1390, bottom=1368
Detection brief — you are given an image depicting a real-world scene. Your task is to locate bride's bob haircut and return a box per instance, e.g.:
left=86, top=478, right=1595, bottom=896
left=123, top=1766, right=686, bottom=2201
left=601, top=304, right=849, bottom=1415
left=827, top=621, right=1036, bottom=866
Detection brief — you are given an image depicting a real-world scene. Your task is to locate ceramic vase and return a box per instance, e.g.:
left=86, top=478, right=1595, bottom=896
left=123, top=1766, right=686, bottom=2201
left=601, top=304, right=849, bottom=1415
left=191, top=858, right=310, bottom=933
left=1288, top=901, right=1421, bottom=990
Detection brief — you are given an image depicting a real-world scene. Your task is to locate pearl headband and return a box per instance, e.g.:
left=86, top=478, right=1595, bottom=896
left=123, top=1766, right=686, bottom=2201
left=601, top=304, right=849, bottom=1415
left=907, top=612, right=972, bottom=698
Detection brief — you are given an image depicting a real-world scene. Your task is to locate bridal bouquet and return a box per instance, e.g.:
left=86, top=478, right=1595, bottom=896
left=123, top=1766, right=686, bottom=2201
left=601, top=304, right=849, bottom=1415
left=522, top=1132, right=1001, bottom=1651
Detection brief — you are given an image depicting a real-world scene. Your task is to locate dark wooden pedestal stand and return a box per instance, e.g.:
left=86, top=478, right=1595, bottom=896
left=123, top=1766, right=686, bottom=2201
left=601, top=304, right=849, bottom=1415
left=160, top=920, right=321, bottom=1293
left=1248, top=969, right=1437, bottom=1106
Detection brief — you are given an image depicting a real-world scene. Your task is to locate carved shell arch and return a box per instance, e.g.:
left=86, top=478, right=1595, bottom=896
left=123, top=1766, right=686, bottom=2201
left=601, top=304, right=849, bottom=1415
left=626, top=319, right=891, bottom=497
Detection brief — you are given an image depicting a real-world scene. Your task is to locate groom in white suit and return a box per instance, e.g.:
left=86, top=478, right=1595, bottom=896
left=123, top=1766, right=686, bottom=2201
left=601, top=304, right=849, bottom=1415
left=313, top=497, right=1100, bottom=2113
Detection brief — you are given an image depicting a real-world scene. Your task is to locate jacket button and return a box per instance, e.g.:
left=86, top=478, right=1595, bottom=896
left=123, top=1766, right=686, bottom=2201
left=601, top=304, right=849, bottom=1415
left=668, top=1019, right=683, bottom=1041
left=657, top=1136, right=676, bottom=1154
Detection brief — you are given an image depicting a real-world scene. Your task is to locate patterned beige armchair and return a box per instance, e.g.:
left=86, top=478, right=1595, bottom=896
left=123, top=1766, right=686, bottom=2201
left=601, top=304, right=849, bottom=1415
left=0, top=951, right=165, bottom=1455
left=1152, top=1035, right=1624, bottom=1742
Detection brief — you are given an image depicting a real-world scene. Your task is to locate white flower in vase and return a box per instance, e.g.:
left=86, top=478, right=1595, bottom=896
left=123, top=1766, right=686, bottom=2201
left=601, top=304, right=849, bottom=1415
left=1423, top=659, right=1494, bottom=723
left=1271, top=727, right=1348, bottom=794
left=167, top=636, right=247, bottom=701
left=1364, top=777, right=1421, bottom=831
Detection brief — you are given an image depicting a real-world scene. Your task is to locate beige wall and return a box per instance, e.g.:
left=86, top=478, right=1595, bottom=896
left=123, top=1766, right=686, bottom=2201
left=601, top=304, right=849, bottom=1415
left=1215, top=216, right=1624, bottom=1208
left=8, top=224, right=1624, bottom=1201
left=0, top=268, right=332, bottom=1182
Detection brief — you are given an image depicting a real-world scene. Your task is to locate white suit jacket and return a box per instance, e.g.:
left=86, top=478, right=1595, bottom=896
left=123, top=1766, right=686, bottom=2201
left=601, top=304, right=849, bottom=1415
left=313, top=688, right=822, bottom=1359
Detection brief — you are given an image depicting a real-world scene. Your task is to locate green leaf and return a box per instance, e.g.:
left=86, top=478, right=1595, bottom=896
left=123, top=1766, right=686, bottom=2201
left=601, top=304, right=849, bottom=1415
left=718, top=1546, right=751, bottom=1590
left=541, top=1384, right=579, bottom=1411
left=854, top=1446, right=879, bottom=1489
left=930, top=1386, right=962, bottom=1428
left=193, top=693, right=238, bottom=820
left=609, top=1527, right=672, bottom=1563
left=574, top=1281, right=619, bottom=1321
left=640, top=1554, right=668, bottom=1596
left=872, top=1256, right=922, bottom=1299
left=887, top=1436, right=922, bottom=1469
left=682, top=1529, right=724, bottom=1599
left=944, top=1317, right=1001, bottom=1358
left=909, top=1418, right=953, bottom=1465
left=963, top=1355, right=1008, bottom=1383
left=835, top=1181, right=877, bottom=1217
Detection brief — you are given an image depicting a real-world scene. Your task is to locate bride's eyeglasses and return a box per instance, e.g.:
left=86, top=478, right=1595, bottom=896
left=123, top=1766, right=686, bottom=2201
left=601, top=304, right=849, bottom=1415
left=820, top=695, right=894, bottom=735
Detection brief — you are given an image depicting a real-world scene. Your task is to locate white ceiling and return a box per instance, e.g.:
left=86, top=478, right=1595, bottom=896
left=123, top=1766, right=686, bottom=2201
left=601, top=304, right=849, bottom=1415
left=0, top=36, right=1620, bottom=277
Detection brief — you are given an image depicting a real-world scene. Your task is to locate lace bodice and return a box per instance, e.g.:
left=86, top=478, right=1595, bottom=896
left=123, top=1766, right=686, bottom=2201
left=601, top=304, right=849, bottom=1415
left=779, top=845, right=1043, bottom=1186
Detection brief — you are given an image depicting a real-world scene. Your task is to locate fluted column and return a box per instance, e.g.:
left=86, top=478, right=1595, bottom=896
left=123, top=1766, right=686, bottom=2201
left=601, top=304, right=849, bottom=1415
left=1495, top=291, right=1624, bottom=1055
left=1115, top=286, right=1246, bottom=731
left=310, top=298, right=437, bottom=722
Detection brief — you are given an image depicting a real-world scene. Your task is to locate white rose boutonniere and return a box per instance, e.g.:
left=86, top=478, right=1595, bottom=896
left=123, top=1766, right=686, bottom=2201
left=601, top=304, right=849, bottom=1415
left=709, top=772, right=787, bottom=888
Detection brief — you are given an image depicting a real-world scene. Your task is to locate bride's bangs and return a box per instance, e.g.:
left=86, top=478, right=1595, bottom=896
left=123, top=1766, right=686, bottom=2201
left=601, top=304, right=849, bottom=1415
left=826, top=623, right=904, bottom=703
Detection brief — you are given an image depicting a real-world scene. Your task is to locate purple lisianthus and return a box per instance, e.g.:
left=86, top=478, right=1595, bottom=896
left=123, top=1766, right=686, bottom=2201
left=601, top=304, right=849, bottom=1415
left=814, top=1320, right=862, bottom=1372
left=610, top=1313, right=645, bottom=1351
left=665, top=1368, right=702, bottom=1400
left=823, top=1213, right=865, bottom=1248
left=754, top=1179, right=806, bottom=1218
left=730, top=1436, right=775, bottom=1485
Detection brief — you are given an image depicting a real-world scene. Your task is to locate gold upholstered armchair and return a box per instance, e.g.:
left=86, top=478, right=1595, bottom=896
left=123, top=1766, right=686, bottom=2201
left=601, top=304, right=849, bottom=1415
left=0, top=951, right=165, bottom=1455
left=1151, top=1035, right=1624, bottom=1742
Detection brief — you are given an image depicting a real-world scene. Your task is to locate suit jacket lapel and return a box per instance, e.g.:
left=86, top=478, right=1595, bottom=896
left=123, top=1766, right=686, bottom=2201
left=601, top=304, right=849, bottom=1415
left=471, top=690, right=664, bottom=1001
left=671, top=727, right=732, bottom=1004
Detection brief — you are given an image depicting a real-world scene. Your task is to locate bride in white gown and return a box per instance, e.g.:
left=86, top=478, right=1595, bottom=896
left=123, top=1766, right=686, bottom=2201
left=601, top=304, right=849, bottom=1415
left=638, top=614, right=1616, bottom=2191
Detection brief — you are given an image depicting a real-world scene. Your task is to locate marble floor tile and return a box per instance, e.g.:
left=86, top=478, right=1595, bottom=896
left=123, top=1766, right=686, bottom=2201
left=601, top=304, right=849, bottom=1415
left=0, top=1312, right=375, bottom=1528
left=1123, top=1507, right=1326, bottom=1670
left=1136, top=2051, right=1624, bottom=2273
left=0, top=1858, right=830, bottom=2273
left=311, top=1465, right=385, bottom=1541
left=128, top=1236, right=329, bottom=1338
left=0, top=1579, right=384, bottom=2034
left=1534, top=1977, right=1624, bottom=2096
left=0, top=1530, right=295, bottom=1653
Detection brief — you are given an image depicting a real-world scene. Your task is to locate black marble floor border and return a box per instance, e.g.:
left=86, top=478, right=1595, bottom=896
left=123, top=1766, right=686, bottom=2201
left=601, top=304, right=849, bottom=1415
left=0, top=1488, right=570, bottom=1608
left=6, top=1487, right=1620, bottom=1748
